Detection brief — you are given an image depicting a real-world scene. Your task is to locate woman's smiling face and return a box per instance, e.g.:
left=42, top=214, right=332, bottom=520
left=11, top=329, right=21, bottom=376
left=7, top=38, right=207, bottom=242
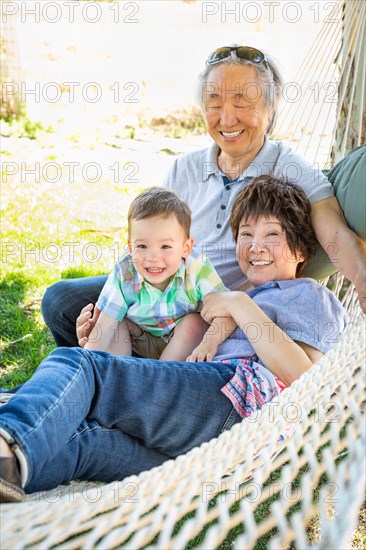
left=236, top=215, right=304, bottom=286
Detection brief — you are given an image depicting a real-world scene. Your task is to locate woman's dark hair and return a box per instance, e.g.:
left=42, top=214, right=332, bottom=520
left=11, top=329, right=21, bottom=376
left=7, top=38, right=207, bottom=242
left=230, top=176, right=318, bottom=276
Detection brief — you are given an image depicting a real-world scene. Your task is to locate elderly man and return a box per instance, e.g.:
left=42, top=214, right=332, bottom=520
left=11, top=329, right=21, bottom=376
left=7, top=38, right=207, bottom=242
left=42, top=46, right=366, bottom=347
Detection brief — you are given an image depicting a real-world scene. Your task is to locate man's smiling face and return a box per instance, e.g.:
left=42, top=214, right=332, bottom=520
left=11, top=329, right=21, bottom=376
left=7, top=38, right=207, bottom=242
left=202, top=63, right=271, bottom=164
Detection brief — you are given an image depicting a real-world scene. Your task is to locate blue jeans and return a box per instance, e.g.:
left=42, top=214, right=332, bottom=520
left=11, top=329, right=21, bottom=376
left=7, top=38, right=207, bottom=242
left=0, top=347, right=240, bottom=493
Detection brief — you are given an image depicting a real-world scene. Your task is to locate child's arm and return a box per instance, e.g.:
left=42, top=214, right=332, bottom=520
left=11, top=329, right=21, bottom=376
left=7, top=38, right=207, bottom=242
left=186, top=316, right=237, bottom=362
left=76, top=303, right=100, bottom=347
left=84, top=311, right=120, bottom=351
left=188, top=257, right=237, bottom=361
left=200, top=292, right=318, bottom=386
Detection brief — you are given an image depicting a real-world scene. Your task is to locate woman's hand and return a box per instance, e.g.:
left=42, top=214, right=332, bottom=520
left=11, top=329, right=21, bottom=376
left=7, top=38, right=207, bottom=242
left=201, top=292, right=243, bottom=323
left=76, top=304, right=101, bottom=347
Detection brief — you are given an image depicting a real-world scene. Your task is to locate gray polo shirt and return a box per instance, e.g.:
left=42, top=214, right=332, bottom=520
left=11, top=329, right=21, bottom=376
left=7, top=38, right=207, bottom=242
left=164, top=138, right=334, bottom=290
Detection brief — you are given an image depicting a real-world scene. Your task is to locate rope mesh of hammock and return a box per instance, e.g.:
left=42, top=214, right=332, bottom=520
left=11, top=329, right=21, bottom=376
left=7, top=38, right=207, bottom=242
left=0, top=276, right=364, bottom=548
left=273, top=0, right=366, bottom=165
left=1, top=1, right=365, bottom=547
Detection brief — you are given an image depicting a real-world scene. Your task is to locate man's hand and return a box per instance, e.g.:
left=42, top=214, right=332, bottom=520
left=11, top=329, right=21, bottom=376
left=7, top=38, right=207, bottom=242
left=76, top=304, right=101, bottom=347
left=354, top=273, right=366, bottom=315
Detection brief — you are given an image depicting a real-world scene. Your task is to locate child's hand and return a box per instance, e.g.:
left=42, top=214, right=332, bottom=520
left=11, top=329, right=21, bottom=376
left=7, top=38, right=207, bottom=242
left=186, top=341, right=218, bottom=362
left=76, top=304, right=101, bottom=347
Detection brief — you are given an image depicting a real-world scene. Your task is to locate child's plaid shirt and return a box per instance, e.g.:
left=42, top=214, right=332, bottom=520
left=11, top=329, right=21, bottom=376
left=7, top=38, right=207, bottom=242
left=96, top=254, right=228, bottom=336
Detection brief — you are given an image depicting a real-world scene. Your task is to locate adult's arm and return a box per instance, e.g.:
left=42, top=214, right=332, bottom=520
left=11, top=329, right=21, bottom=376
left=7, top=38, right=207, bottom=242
left=311, top=197, right=366, bottom=314
left=200, top=292, right=315, bottom=386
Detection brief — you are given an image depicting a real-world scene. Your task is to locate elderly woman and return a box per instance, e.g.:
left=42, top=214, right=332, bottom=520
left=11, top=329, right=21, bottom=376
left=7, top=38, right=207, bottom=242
left=43, top=45, right=365, bottom=345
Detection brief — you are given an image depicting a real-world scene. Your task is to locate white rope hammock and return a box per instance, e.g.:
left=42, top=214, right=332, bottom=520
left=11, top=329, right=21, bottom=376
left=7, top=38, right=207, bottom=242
left=1, top=284, right=364, bottom=548
left=1, top=1, right=365, bottom=547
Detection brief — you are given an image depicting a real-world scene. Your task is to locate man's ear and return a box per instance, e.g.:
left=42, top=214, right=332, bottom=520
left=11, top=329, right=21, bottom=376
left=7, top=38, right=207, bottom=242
left=182, top=237, right=194, bottom=258
left=266, top=106, right=275, bottom=133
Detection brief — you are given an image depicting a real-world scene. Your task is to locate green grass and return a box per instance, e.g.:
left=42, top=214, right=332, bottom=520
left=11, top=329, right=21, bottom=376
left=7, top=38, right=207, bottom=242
left=0, top=124, right=139, bottom=387
left=0, top=272, right=54, bottom=387
left=1, top=218, right=128, bottom=386
left=1, top=114, right=53, bottom=140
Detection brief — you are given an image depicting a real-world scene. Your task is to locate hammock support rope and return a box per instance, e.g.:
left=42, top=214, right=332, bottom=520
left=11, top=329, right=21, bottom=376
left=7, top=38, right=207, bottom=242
left=274, top=0, right=365, bottom=163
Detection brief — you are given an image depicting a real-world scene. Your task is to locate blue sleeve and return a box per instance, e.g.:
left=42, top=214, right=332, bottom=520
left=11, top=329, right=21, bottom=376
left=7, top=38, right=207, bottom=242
left=276, top=283, right=348, bottom=353
left=273, top=145, right=334, bottom=203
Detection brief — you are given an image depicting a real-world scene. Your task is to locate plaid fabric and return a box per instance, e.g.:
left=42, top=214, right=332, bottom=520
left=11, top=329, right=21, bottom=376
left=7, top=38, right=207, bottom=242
left=96, top=254, right=227, bottom=337
left=220, top=356, right=286, bottom=419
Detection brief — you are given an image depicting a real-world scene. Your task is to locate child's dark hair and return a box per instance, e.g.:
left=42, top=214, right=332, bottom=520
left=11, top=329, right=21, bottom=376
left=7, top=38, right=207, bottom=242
left=230, top=176, right=318, bottom=276
left=128, top=187, right=191, bottom=238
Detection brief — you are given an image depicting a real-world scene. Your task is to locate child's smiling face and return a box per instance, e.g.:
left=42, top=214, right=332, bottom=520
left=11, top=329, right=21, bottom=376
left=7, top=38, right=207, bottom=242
left=236, top=215, right=304, bottom=286
left=128, top=215, right=193, bottom=292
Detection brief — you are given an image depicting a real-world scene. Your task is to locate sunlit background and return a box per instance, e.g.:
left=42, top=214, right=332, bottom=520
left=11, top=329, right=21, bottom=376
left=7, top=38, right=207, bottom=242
left=2, top=0, right=338, bottom=194
left=11, top=1, right=324, bottom=121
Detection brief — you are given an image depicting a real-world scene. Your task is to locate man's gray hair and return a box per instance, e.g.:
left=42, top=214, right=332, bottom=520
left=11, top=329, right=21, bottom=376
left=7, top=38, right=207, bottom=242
left=196, top=47, right=284, bottom=135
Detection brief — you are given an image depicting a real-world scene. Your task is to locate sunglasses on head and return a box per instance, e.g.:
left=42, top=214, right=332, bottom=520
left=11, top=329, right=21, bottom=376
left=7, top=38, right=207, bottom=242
left=206, top=46, right=268, bottom=68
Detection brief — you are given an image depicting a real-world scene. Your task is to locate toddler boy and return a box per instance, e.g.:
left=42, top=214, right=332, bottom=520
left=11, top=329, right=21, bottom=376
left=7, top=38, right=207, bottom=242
left=85, top=187, right=234, bottom=360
